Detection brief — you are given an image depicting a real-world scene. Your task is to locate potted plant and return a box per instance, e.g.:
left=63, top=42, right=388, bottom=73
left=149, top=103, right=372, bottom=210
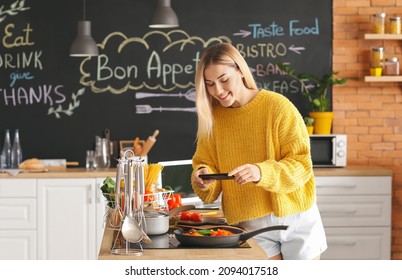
left=277, top=63, right=348, bottom=134
left=304, top=116, right=314, bottom=135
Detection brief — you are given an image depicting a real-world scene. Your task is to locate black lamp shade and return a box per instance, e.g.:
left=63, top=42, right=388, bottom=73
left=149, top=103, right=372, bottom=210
left=149, top=0, right=179, bottom=28
left=70, top=21, right=99, bottom=57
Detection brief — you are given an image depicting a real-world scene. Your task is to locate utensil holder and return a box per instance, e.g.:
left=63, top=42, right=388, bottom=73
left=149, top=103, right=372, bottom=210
left=101, top=150, right=174, bottom=255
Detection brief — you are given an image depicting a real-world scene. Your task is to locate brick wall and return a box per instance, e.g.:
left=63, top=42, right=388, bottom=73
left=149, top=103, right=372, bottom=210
left=333, top=0, right=402, bottom=259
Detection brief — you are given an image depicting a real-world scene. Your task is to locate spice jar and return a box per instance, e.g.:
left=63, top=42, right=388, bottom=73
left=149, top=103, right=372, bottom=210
left=373, top=13, right=386, bottom=34
left=383, top=57, right=400, bottom=75
left=370, top=47, right=384, bottom=68
left=389, top=17, right=401, bottom=34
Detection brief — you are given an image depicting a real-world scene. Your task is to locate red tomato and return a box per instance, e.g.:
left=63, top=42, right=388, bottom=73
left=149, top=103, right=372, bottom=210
left=190, top=212, right=202, bottom=223
left=144, top=190, right=154, bottom=202
left=170, top=202, right=181, bottom=210
left=180, top=211, right=192, bottom=220
left=173, top=193, right=182, bottom=206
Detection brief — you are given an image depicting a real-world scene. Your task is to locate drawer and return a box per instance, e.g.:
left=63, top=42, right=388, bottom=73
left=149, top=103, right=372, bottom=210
left=322, top=227, right=391, bottom=260
left=0, top=198, right=37, bottom=229
left=0, top=179, right=36, bottom=197
left=315, top=176, right=391, bottom=195
left=317, top=195, right=391, bottom=227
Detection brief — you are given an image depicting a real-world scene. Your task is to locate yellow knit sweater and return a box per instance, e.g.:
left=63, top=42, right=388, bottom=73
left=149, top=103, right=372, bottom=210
left=192, top=90, right=316, bottom=225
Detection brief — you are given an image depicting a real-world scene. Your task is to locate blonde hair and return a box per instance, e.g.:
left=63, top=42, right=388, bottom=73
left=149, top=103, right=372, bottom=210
left=195, top=43, right=258, bottom=141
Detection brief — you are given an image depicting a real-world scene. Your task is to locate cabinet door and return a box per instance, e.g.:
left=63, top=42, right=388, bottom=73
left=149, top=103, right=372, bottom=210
left=0, top=230, right=37, bottom=260
left=95, top=177, right=108, bottom=258
left=37, top=178, right=96, bottom=260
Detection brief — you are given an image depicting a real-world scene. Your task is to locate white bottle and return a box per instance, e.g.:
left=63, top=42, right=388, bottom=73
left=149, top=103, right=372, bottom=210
left=1, top=129, right=12, bottom=169
left=11, top=129, right=23, bottom=168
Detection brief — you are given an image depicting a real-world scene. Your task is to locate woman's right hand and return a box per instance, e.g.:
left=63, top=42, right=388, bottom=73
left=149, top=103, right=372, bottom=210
left=193, top=167, right=215, bottom=189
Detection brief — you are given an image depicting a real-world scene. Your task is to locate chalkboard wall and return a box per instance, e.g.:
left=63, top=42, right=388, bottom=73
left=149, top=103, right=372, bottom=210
left=0, top=0, right=332, bottom=165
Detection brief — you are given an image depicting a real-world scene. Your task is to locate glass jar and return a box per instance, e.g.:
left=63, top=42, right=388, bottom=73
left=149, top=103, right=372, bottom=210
left=373, top=13, right=386, bottom=34
left=370, top=47, right=384, bottom=68
left=383, top=57, right=400, bottom=75
left=389, top=17, right=401, bottom=34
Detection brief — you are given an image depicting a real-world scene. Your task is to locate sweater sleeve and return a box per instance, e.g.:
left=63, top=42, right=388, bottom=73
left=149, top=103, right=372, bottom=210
left=191, top=137, right=223, bottom=204
left=255, top=97, right=313, bottom=194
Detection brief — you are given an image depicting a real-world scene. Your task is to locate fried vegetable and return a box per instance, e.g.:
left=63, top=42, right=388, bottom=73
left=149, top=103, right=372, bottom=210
left=183, top=228, right=235, bottom=236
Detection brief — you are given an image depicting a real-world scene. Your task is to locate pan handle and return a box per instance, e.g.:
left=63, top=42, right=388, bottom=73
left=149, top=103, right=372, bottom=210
left=239, top=225, right=289, bottom=241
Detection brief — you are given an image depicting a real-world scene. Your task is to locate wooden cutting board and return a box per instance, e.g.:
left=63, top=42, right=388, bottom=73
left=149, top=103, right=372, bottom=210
left=177, top=210, right=227, bottom=226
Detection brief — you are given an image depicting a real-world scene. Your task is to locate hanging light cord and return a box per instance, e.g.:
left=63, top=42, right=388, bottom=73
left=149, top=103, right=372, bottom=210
left=82, top=0, right=86, bottom=20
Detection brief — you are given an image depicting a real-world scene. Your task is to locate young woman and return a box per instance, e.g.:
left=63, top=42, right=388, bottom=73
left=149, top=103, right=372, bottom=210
left=191, top=43, right=327, bottom=260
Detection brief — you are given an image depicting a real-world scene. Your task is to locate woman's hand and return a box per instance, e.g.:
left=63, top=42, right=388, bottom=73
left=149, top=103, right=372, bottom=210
left=228, top=164, right=261, bottom=185
left=193, top=167, right=215, bottom=189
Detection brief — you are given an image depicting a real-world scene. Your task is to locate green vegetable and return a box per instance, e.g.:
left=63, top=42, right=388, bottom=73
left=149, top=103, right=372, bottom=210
left=100, top=177, right=116, bottom=208
left=197, top=229, right=212, bottom=236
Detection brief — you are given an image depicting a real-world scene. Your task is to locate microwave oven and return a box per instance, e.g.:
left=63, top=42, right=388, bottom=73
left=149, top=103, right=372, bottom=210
left=309, top=134, right=347, bottom=167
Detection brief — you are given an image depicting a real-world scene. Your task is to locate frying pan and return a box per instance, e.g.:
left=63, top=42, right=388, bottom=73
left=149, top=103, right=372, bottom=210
left=174, top=225, right=288, bottom=247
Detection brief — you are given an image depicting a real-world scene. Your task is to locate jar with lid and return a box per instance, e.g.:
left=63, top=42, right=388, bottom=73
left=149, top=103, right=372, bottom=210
left=370, top=47, right=384, bottom=68
left=389, top=17, right=401, bottom=34
left=383, top=57, right=400, bottom=75
left=373, top=13, right=386, bottom=34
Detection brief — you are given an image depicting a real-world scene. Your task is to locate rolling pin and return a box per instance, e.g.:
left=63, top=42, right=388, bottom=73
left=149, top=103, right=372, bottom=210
left=139, top=130, right=159, bottom=157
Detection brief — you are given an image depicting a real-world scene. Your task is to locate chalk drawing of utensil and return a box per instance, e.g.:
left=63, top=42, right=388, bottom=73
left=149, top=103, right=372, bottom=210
left=136, top=104, right=196, bottom=114
left=135, top=88, right=196, bottom=102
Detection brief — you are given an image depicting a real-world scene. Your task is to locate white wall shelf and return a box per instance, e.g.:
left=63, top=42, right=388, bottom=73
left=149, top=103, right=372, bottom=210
left=364, top=34, right=402, bottom=40
left=364, top=33, right=402, bottom=82
left=365, top=76, right=402, bottom=82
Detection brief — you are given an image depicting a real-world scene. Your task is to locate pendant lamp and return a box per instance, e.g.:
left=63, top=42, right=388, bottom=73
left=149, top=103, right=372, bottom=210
left=149, top=0, right=179, bottom=28
left=70, top=0, right=98, bottom=57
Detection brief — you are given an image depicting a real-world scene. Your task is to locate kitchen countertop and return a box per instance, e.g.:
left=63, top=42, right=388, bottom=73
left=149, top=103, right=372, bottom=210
left=0, top=165, right=393, bottom=178
left=97, top=225, right=269, bottom=260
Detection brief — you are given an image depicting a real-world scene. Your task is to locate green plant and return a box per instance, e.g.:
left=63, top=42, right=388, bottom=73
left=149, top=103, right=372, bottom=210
left=277, top=63, right=348, bottom=112
left=304, top=116, right=314, bottom=126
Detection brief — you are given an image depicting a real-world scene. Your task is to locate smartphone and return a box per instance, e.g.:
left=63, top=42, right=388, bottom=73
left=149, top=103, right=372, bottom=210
left=199, top=173, right=235, bottom=180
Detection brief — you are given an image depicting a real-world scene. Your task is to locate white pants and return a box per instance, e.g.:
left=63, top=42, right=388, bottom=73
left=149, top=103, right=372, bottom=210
left=239, top=203, right=327, bottom=260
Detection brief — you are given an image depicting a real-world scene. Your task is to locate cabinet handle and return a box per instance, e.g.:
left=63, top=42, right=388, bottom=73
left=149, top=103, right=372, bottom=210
left=88, top=188, right=93, bottom=204
left=328, top=240, right=356, bottom=246
left=316, top=184, right=357, bottom=189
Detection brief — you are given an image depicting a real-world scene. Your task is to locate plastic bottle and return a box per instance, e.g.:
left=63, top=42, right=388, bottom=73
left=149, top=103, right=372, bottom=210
left=11, top=129, right=23, bottom=168
left=0, top=129, right=12, bottom=169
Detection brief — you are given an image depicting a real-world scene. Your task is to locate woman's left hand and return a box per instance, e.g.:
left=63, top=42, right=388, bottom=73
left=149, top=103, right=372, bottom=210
left=228, top=164, right=261, bottom=185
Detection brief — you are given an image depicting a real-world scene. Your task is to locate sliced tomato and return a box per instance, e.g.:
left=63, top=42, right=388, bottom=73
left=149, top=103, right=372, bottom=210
left=180, top=211, right=192, bottom=220
left=190, top=212, right=202, bottom=223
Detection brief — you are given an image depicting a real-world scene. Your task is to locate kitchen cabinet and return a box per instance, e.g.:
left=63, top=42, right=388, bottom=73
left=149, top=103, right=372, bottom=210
left=0, top=179, right=37, bottom=260
left=364, top=33, right=402, bottom=82
left=37, top=178, right=107, bottom=260
left=315, top=175, right=392, bottom=260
